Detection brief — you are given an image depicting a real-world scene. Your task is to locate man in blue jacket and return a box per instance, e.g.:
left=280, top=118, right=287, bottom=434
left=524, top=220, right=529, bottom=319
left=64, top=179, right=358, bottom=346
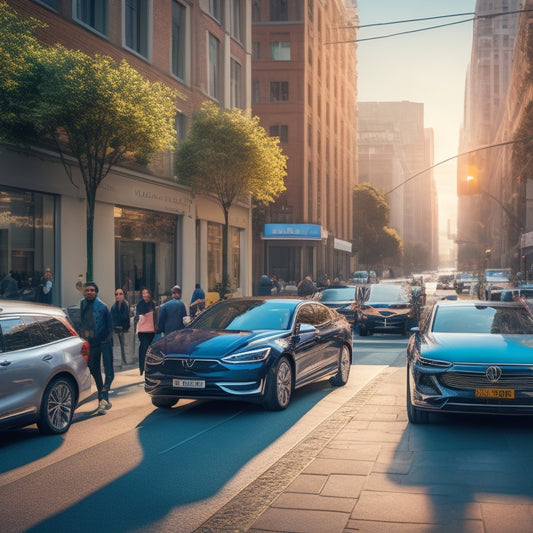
left=158, top=285, right=187, bottom=336
left=80, top=281, right=114, bottom=414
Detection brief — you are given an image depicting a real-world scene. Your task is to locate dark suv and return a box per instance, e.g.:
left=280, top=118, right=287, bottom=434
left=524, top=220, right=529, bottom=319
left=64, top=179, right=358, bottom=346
left=0, top=301, right=91, bottom=434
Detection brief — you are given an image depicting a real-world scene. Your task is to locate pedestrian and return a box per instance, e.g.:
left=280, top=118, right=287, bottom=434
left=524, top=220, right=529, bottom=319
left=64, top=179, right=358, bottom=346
left=271, top=274, right=281, bottom=294
left=258, top=274, right=273, bottom=296
left=80, top=281, right=114, bottom=414
left=158, top=285, right=188, bottom=336
left=297, top=274, right=316, bottom=297
left=0, top=271, right=18, bottom=299
left=135, top=287, right=156, bottom=375
left=111, top=288, right=130, bottom=364
left=190, top=283, right=206, bottom=317
left=37, top=267, right=53, bottom=304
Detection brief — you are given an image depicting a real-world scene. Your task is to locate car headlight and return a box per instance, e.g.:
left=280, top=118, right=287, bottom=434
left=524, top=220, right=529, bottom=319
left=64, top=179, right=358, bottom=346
left=145, top=346, right=164, bottom=365
left=222, top=347, right=271, bottom=364
left=415, top=353, right=452, bottom=369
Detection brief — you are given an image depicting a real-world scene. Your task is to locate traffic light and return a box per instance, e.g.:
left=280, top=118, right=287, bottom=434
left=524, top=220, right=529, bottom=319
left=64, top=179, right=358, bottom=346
left=458, top=153, right=480, bottom=196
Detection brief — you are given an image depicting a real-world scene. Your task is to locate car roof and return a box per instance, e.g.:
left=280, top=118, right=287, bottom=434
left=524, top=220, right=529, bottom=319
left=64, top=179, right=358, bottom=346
left=0, top=300, right=66, bottom=316
left=435, top=299, right=524, bottom=309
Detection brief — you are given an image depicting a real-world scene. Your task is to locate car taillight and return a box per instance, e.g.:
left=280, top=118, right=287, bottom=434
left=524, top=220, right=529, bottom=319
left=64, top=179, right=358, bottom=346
left=81, top=341, right=90, bottom=363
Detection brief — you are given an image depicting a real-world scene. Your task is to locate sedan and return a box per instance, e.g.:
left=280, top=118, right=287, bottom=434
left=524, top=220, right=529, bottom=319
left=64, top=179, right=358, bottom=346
left=144, top=297, right=352, bottom=410
left=407, top=299, right=533, bottom=424
left=0, top=300, right=92, bottom=434
left=354, top=283, right=417, bottom=336
left=314, top=286, right=357, bottom=324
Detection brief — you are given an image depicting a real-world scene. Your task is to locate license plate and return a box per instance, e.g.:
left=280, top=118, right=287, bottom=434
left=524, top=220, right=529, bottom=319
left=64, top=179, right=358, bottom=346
left=475, top=388, right=514, bottom=399
left=173, top=378, right=205, bottom=389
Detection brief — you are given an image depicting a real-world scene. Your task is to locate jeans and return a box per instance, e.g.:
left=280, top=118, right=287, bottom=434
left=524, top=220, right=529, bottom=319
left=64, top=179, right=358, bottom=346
left=114, top=326, right=127, bottom=363
left=138, top=332, right=154, bottom=375
left=88, top=340, right=114, bottom=401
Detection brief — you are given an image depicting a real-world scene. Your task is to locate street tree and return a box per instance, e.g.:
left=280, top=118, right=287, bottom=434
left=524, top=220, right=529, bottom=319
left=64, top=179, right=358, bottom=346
left=175, top=101, right=287, bottom=298
left=0, top=2, right=179, bottom=281
left=353, top=183, right=402, bottom=269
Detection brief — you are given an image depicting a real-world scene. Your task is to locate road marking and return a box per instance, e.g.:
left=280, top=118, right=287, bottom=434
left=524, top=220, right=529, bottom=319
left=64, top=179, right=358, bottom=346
left=158, top=409, right=245, bottom=455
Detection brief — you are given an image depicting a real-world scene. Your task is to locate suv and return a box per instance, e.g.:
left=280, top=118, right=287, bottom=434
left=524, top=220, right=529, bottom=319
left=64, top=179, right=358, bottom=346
left=0, top=301, right=91, bottom=434
left=480, top=268, right=514, bottom=300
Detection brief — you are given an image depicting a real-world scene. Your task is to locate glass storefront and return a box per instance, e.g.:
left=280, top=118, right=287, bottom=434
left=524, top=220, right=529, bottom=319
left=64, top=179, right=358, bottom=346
left=114, top=206, right=177, bottom=305
left=207, top=222, right=241, bottom=293
left=0, top=186, right=56, bottom=303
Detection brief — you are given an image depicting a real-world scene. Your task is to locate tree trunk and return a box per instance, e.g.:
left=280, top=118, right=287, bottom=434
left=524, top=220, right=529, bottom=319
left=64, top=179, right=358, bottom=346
left=220, top=207, right=230, bottom=300
left=86, top=191, right=95, bottom=282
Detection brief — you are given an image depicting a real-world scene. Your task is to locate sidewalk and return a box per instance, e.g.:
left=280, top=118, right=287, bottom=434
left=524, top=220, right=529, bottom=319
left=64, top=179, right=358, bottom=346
left=195, top=359, right=533, bottom=533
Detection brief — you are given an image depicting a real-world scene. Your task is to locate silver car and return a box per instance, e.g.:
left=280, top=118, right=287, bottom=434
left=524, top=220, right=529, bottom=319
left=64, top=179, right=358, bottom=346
left=0, top=300, right=92, bottom=434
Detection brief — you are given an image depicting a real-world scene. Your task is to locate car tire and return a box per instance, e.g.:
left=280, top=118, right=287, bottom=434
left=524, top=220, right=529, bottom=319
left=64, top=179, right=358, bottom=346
left=330, top=344, right=351, bottom=386
left=152, top=396, right=179, bottom=408
left=37, top=377, right=75, bottom=435
left=358, top=325, right=368, bottom=337
left=406, top=367, right=428, bottom=424
left=263, top=355, right=292, bottom=411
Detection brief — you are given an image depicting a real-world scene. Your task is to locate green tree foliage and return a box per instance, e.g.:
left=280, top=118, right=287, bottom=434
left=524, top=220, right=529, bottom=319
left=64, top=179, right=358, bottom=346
left=0, top=2, right=179, bottom=281
left=176, top=101, right=287, bottom=297
left=353, top=183, right=402, bottom=268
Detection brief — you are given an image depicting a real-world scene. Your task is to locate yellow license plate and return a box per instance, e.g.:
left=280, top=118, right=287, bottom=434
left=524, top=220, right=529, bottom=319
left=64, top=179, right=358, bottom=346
left=475, top=388, right=514, bottom=399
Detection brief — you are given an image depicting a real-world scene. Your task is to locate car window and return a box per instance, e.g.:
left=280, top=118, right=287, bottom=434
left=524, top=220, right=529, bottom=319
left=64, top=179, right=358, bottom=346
left=34, top=315, right=72, bottom=342
left=366, top=284, right=410, bottom=304
left=320, top=288, right=356, bottom=301
left=296, top=304, right=331, bottom=326
left=0, top=317, right=32, bottom=352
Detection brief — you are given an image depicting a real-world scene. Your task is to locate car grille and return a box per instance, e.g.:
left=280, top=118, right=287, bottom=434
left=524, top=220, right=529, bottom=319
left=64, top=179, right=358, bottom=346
left=439, top=372, right=533, bottom=390
left=163, top=358, right=223, bottom=375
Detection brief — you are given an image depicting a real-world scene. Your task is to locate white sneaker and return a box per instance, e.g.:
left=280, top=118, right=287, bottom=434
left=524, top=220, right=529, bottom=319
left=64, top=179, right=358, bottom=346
left=97, top=400, right=107, bottom=415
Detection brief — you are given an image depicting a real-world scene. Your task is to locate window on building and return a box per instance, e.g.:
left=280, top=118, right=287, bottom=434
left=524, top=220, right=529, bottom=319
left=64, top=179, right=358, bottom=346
left=252, top=79, right=260, bottom=104
left=270, top=81, right=289, bottom=103
left=176, top=112, right=188, bottom=142
left=252, top=0, right=260, bottom=22
left=74, top=0, right=108, bottom=35
left=125, top=0, right=150, bottom=58
left=208, top=33, right=221, bottom=101
left=252, top=41, right=260, bottom=59
left=231, top=0, right=243, bottom=42
left=209, top=0, right=224, bottom=22
left=231, top=59, right=242, bottom=109
left=270, top=0, right=288, bottom=21
left=269, top=125, right=288, bottom=144
left=172, top=1, right=187, bottom=80
left=35, top=0, right=57, bottom=8
left=271, top=41, right=290, bottom=61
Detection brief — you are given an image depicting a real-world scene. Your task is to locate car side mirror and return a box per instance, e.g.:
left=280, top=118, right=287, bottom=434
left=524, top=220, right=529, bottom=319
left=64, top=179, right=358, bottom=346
left=294, top=322, right=316, bottom=335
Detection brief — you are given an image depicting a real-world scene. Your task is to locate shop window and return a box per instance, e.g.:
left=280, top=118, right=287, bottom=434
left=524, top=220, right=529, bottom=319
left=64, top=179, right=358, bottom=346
left=207, top=222, right=240, bottom=293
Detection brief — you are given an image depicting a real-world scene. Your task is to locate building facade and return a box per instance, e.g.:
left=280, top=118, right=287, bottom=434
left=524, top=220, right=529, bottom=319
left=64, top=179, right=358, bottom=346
left=357, top=101, right=438, bottom=273
left=1, top=0, right=253, bottom=308
left=251, top=0, right=358, bottom=287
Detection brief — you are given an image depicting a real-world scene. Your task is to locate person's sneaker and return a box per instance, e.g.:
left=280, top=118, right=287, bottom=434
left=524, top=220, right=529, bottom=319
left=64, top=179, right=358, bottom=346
left=101, top=399, right=112, bottom=410
left=97, top=400, right=107, bottom=415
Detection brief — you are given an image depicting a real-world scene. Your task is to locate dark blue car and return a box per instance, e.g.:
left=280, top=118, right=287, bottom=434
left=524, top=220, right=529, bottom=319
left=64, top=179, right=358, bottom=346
left=145, top=297, right=352, bottom=410
left=407, top=299, right=533, bottom=423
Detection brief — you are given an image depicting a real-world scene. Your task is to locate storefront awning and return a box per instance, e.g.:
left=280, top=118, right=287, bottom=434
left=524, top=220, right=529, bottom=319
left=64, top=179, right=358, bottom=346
left=262, top=223, right=323, bottom=240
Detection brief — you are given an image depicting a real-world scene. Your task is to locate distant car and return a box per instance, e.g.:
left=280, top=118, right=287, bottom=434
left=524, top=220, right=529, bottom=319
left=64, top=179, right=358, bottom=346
left=314, top=286, right=357, bottom=324
left=436, top=274, right=454, bottom=290
left=0, top=300, right=91, bottom=434
left=352, top=270, right=377, bottom=284
left=407, top=299, right=533, bottom=424
left=453, top=272, right=474, bottom=293
left=354, top=283, right=418, bottom=336
left=500, top=285, right=533, bottom=301
left=144, top=297, right=352, bottom=411
left=480, top=268, right=514, bottom=300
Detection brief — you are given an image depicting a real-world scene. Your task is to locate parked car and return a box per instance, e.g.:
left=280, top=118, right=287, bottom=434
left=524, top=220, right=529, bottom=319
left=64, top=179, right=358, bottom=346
left=0, top=300, right=91, bottom=434
left=314, top=285, right=357, bottom=325
left=354, top=283, right=418, bottom=336
left=407, top=298, right=533, bottom=424
left=352, top=270, right=377, bottom=284
left=144, top=297, right=352, bottom=411
left=436, top=273, right=454, bottom=290
left=480, top=268, right=514, bottom=300
left=453, top=272, right=474, bottom=293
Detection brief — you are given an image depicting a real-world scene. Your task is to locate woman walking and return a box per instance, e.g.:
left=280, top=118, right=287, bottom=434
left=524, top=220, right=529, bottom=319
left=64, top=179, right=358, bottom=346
left=111, top=288, right=130, bottom=364
left=135, top=288, right=156, bottom=375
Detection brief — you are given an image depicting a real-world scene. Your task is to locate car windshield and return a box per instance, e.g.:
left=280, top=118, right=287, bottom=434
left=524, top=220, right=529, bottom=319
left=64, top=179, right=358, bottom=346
left=319, top=287, right=356, bottom=301
left=485, top=269, right=511, bottom=281
left=432, top=305, right=533, bottom=334
left=191, top=299, right=295, bottom=331
left=366, top=284, right=410, bottom=304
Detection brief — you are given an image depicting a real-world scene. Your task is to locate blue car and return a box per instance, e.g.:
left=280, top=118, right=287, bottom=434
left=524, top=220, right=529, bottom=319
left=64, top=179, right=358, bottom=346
left=407, top=299, right=533, bottom=424
left=314, top=285, right=357, bottom=325
left=145, top=297, right=352, bottom=411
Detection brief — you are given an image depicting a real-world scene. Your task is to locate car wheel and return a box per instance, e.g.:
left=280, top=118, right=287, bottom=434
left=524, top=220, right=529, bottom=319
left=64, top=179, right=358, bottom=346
left=406, top=367, right=428, bottom=424
left=263, top=355, right=293, bottom=411
left=330, top=345, right=351, bottom=386
left=37, top=377, right=75, bottom=435
left=152, top=396, right=179, bottom=408
left=358, top=325, right=368, bottom=336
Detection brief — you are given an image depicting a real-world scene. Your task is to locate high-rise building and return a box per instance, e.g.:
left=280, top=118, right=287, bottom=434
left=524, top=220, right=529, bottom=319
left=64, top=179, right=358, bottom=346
left=358, top=102, right=438, bottom=272
left=251, top=0, right=358, bottom=286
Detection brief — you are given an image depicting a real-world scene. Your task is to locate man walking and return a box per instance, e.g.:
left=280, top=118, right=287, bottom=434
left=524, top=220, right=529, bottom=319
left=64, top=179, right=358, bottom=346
left=80, top=282, right=114, bottom=414
left=158, top=285, right=188, bottom=336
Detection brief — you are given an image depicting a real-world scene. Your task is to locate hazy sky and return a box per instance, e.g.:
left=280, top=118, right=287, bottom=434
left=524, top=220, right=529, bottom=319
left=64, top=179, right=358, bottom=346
left=356, top=0, right=476, bottom=260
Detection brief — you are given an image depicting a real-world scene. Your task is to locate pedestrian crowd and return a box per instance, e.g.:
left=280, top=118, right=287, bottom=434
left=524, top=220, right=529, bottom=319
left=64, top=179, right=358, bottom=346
left=76, top=280, right=205, bottom=415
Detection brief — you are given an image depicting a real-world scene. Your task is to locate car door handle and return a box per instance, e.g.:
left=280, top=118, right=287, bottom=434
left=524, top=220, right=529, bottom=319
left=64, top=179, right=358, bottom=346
left=42, top=355, right=53, bottom=361
left=0, top=360, right=11, bottom=367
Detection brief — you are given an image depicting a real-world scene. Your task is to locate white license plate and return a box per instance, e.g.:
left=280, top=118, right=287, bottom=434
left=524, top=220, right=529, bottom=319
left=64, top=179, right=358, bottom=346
left=173, top=378, right=205, bottom=389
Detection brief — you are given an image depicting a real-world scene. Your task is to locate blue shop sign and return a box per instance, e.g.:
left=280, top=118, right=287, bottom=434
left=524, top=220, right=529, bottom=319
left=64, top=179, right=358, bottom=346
left=263, top=223, right=322, bottom=240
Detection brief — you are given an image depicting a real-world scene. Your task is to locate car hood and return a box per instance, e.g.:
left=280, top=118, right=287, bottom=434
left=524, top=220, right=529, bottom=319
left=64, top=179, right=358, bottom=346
left=151, top=328, right=285, bottom=358
left=421, top=333, right=533, bottom=364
